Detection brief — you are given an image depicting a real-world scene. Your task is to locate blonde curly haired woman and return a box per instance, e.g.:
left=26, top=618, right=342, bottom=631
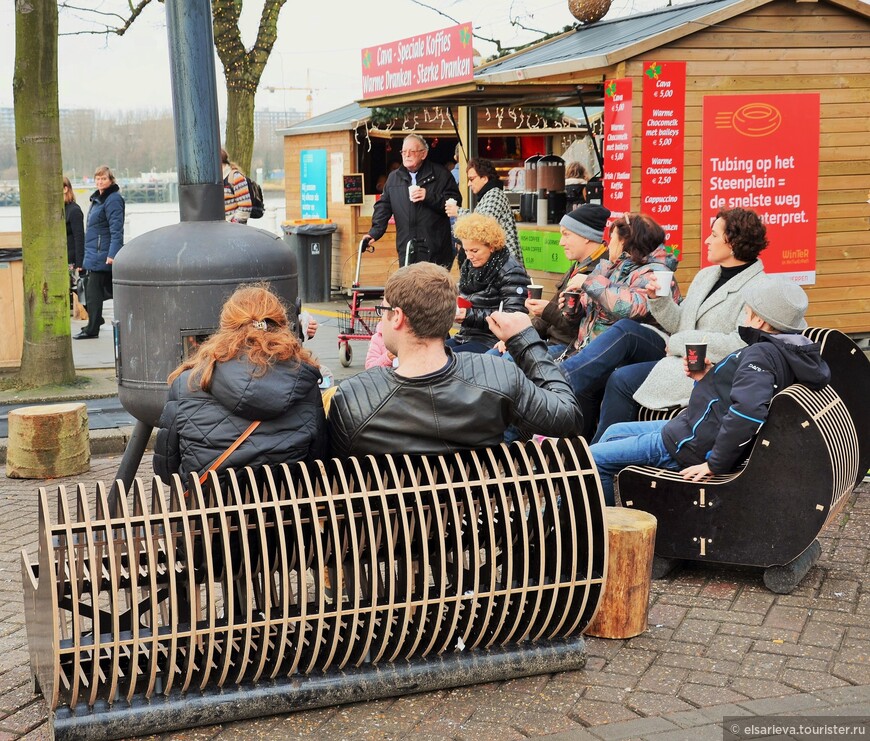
left=446, top=213, right=530, bottom=353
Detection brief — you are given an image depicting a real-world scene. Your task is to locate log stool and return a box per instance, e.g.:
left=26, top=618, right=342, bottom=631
left=585, top=507, right=657, bottom=639
left=6, top=403, right=90, bottom=479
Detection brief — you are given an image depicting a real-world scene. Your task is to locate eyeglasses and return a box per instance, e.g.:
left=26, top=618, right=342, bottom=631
left=375, top=304, right=397, bottom=317
left=400, top=149, right=425, bottom=155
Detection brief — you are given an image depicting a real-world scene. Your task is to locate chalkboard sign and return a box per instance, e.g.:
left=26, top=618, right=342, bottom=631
left=343, top=173, right=364, bottom=205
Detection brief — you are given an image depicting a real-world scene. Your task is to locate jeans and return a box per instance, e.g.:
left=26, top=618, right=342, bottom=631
left=489, top=343, right=568, bottom=364
left=589, top=419, right=679, bottom=505
left=446, top=337, right=493, bottom=354
left=592, top=361, right=659, bottom=443
left=559, top=319, right=666, bottom=399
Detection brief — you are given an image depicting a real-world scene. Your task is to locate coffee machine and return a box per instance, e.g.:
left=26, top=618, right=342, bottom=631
left=520, top=154, right=541, bottom=223
left=538, top=155, right=567, bottom=224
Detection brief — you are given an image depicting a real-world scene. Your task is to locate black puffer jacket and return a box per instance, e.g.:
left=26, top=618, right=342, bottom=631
left=455, top=250, right=530, bottom=347
left=662, top=327, right=830, bottom=472
left=327, top=326, right=583, bottom=458
left=369, top=159, right=462, bottom=267
left=153, top=357, right=326, bottom=484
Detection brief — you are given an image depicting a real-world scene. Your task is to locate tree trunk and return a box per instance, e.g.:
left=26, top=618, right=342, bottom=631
left=212, top=0, right=287, bottom=175
left=13, top=0, right=76, bottom=386
left=225, top=87, right=256, bottom=176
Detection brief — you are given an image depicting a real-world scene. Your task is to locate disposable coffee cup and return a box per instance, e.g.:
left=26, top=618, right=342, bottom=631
left=445, top=197, right=457, bottom=207
left=563, top=290, right=582, bottom=317
left=655, top=270, right=673, bottom=297
left=408, top=185, right=419, bottom=201
left=528, top=284, right=544, bottom=300
left=685, top=343, right=707, bottom=372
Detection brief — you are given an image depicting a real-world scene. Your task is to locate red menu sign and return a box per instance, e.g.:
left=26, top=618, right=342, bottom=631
left=361, top=23, right=474, bottom=99
left=641, top=61, right=686, bottom=260
left=603, top=79, right=633, bottom=219
left=702, top=93, right=820, bottom=283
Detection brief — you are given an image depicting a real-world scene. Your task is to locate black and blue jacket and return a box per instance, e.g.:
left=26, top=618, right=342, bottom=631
left=661, top=326, right=830, bottom=473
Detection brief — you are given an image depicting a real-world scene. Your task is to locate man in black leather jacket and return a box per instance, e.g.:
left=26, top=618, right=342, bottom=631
left=327, top=263, right=583, bottom=458
left=364, top=134, right=462, bottom=269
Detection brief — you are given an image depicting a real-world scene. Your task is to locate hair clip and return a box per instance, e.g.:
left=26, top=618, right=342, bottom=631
left=252, top=320, right=268, bottom=331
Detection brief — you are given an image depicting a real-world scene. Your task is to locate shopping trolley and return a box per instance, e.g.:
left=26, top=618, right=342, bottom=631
left=336, top=237, right=384, bottom=367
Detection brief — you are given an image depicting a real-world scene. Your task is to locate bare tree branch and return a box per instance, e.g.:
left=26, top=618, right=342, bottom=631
left=59, top=0, right=157, bottom=37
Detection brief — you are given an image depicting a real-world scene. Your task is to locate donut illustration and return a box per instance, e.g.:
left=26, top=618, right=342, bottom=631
left=715, top=103, right=782, bottom=137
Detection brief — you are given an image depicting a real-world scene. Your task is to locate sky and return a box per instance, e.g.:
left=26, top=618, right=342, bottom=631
left=1, top=0, right=665, bottom=119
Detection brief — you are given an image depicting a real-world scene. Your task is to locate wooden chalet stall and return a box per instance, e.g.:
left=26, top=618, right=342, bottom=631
left=362, top=0, right=870, bottom=335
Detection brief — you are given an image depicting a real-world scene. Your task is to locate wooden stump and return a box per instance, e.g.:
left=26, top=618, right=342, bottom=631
left=6, top=403, right=90, bottom=479
left=585, top=507, right=657, bottom=639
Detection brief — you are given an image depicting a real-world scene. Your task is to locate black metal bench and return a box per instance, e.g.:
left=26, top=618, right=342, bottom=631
left=618, top=328, right=868, bottom=593
left=22, top=437, right=607, bottom=741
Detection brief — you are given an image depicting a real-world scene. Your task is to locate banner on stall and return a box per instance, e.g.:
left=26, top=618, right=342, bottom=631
left=641, top=61, right=686, bottom=261
left=701, top=93, right=820, bottom=283
left=519, top=229, right=571, bottom=273
left=361, top=23, right=474, bottom=99
left=301, top=149, right=328, bottom=219
left=602, top=79, right=633, bottom=220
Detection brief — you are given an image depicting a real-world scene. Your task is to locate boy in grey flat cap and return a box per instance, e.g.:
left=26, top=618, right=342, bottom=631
left=589, top=275, right=831, bottom=505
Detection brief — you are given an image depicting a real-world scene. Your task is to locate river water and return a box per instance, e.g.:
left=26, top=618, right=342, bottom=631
left=0, top=196, right=288, bottom=241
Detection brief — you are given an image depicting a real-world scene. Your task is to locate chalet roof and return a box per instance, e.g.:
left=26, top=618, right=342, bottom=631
left=277, top=102, right=371, bottom=137
left=475, top=0, right=754, bottom=84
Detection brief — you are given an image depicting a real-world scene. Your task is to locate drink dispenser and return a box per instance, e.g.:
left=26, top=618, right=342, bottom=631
left=538, top=155, right=567, bottom=224
left=520, top=155, right=541, bottom=222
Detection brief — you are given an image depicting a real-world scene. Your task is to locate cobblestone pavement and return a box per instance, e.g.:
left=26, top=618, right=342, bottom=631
left=1, top=456, right=867, bottom=740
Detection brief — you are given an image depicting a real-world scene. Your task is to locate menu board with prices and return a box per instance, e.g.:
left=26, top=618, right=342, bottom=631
left=602, top=79, right=633, bottom=221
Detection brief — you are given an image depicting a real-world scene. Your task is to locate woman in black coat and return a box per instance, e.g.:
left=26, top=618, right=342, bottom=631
left=64, top=177, right=84, bottom=309
left=153, top=283, right=327, bottom=486
left=446, top=213, right=530, bottom=353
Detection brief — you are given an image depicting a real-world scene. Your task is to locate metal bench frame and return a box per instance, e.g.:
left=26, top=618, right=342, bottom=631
left=22, top=437, right=607, bottom=741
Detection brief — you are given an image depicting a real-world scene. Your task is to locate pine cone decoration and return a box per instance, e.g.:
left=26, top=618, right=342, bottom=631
left=568, top=0, right=612, bottom=24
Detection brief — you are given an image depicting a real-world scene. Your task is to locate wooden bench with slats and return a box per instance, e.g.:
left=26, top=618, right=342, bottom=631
left=22, top=437, right=607, bottom=741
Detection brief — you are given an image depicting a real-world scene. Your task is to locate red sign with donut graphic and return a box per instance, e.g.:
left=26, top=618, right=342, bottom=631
left=701, top=93, right=820, bottom=283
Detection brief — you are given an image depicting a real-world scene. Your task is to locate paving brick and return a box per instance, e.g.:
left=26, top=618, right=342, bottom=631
left=625, top=691, right=695, bottom=717
left=728, top=678, right=798, bottom=700
left=779, top=669, right=849, bottom=692
left=689, top=608, right=763, bottom=626
left=0, top=701, right=47, bottom=735
left=748, top=640, right=833, bottom=661
left=656, top=654, right=739, bottom=675
left=213, top=717, right=279, bottom=740
left=601, top=649, right=656, bottom=677
left=582, top=672, right=640, bottom=690
left=646, top=603, right=688, bottom=628
left=762, top=606, right=809, bottom=633
left=162, top=725, right=223, bottom=739
left=818, top=577, right=861, bottom=602
left=570, top=698, right=641, bottom=726
left=678, top=683, right=748, bottom=707
left=717, top=624, right=801, bottom=642
left=642, top=722, right=725, bottom=741
left=799, top=621, right=846, bottom=649
left=731, top=591, right=776, bottom=614
left=586, top=715, right=678, bottom=740
left=737, top=692, right=829, bottom=714
left=686, top=669, right=735, bottom=687
left=735, top=652, right=787, bottom=680
left=831, top=660, right=870, bottom=685
left=454, top=720, right=526, bottom=741
left=636, top=666, right=689, bottom=695
left=662, top=708, right=725, bottom=729
left=669, top=619, right=719, bottom=646
left=784, top=656, right=830, bottom=673
left=510, top=709, right=583, bottom=737
left=524, top=682, right=586, bottom=714
left=0, top=684, right=39, bottom=716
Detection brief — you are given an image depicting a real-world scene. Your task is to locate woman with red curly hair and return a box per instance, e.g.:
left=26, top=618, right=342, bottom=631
left=153, top=283, right=326, bottom=484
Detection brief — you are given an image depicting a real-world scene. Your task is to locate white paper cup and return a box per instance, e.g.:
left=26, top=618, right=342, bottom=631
left=408, top=185, right=418, bottom=200
left=655, top=270, right=673, bottom=297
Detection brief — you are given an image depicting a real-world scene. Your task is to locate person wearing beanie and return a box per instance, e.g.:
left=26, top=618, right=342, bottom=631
left=588, top=275, right=830, bottom=505
left=517, top=204, right=612, bottom=355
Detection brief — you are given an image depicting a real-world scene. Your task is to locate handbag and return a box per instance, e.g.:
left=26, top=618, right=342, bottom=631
left=183, top=419, right=261, bottom=497
left=75, top=275, right=87, bottom=307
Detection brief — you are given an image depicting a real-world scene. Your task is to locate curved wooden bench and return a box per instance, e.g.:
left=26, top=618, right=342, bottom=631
left=618, top=383, right=859, bottom=593
left=22, top=437, right=607, bottom=740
